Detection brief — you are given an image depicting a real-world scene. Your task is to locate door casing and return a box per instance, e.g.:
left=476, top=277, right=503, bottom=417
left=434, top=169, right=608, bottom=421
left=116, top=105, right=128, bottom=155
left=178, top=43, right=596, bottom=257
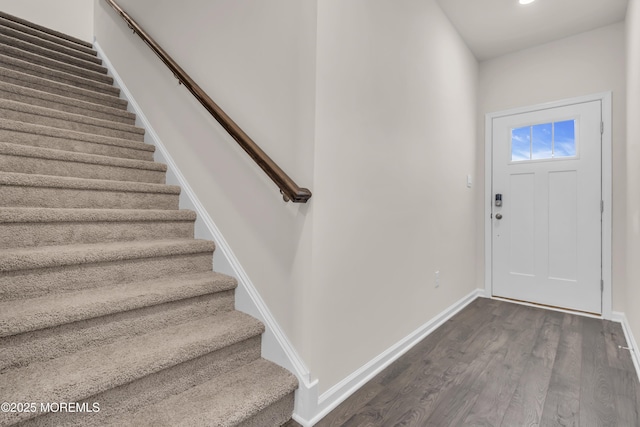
left=484, top=92, right=612, bottom=319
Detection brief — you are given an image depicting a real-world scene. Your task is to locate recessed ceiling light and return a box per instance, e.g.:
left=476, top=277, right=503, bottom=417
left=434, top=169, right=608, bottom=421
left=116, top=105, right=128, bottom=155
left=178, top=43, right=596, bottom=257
left=519, top=0, right=535, bottom=4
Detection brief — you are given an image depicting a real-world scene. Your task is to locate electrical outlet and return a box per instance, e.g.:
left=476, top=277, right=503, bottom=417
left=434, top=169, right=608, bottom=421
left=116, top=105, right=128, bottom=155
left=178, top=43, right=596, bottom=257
left=435, top=270, right=440, bottom=288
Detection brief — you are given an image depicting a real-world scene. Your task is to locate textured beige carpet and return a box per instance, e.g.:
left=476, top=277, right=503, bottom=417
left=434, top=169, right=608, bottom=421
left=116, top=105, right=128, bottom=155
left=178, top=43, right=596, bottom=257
left=0, top=10, right=297, bottom=427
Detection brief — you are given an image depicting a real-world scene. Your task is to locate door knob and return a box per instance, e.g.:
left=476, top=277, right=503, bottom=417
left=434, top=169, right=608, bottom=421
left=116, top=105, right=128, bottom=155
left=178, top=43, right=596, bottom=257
left=495, top=213, right=503, bottom=220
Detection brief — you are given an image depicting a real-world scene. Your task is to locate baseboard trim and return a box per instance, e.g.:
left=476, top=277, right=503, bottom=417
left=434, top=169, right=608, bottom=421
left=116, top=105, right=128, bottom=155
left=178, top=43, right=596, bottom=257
left=93, top=39, right=317, bottom=410
left=295, top=289, right=484, bottom=426
left=612, top=311, right=640, bottom=384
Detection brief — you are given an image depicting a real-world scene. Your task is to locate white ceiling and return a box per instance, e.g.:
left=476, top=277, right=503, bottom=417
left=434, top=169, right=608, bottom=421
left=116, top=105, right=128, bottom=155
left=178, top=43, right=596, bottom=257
left=435, top=0, right=629, bottom=61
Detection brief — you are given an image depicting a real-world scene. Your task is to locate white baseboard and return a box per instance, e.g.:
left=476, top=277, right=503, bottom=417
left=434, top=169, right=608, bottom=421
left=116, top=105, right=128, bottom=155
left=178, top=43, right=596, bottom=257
left=93, top=40, right=318, bottom=412
left=295, top=289, right=484, bottom=426
left=612, top=311, right=640, bottom=384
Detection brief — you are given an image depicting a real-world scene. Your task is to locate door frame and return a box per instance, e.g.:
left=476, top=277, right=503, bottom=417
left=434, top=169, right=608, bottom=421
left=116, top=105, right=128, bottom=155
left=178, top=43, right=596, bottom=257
left=484, top=92, right=612, bottom=319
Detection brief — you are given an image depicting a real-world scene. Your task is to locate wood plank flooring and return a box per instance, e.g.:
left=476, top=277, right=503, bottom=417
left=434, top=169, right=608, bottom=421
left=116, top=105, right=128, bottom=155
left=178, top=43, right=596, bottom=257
left=313, top=298, right=640, bottom=427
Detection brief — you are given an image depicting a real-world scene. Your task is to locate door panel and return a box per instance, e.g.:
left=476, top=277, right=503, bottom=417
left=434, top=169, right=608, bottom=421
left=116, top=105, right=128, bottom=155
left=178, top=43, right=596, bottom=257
left=492, top=100, right=602, bottom=314
left=509, top=173, right=535, bottom=276
left=548, top=171, right=577, bottom=281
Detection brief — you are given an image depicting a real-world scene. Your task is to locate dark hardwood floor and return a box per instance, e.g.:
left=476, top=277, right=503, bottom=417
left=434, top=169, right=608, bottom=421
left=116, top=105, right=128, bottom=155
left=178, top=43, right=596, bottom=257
left=311, top=297, right=640, bottom=427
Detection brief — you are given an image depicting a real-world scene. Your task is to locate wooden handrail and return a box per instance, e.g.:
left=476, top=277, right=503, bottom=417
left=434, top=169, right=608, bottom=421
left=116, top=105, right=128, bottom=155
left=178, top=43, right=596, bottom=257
left=104, top=0, right=312, bottom=203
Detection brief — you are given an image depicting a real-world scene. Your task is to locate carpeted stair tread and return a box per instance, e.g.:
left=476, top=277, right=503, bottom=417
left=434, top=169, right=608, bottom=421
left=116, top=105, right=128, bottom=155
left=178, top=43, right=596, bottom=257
left=0, top=16, right=97, bottom=57
left=0, top=171, right=178, bottom=194
left=0, top=207, right=197, bottom=248
left=0, top=142, right=164, bottom=173
left=0, top=66, right=127, bottom=109
left=0, top=28, right=102, bottom=67
left=0, top=246, right=214, bottom=301
left=117, top=358, right=298, bottom=427
left=0, top=98, right=145, bottom=141
left=0, top=285, right=236, bottom=373
left=0, top=34, right=103, bottom=74
left=0, top=80, right=135, bottom=124
left=0, top=172, right=179, bottom=210
left=0, top=238, right=213, bottom=273
left=0, top=145, right=164, bottom=183
left=0, top=207, right=195, bottom=223
left=0, top=11, right=92, bottom=49
left=0, top=24, right=100, bottom=64
left=0, top=42, right=111, bottom=84
left=0, top=54, right=117, bottom=95
left=0, top=118, right=154, bottom=160
left=0, top=271, right=237, bottom=337
left=0, top=310, right=265, bottom=426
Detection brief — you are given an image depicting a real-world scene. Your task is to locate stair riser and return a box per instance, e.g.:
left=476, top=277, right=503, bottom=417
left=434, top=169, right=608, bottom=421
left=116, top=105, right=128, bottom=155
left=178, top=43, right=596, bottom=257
left=0, top=69, right=126, bottom=109
left=0, top=88, right=135, bottom=125
left=0, top=292, right=235, bottom=372
left=0, top=154, right=165, bottom=185
left=0, top=130, right=154, bottom=161
left=0, top=26, right=100, bottom=65
left=0, top=58, right=118, bottom=96
left=0, top=17, right=97, bottom=58
left=240, top=393, right=295, bottom=427
left=0, top=253, right=214, bottom=301
left=18, top=337, right=262, bottom=427
left=0, top=43, right=110, bottom=85
left=0, top=185, right=179, bottom=210
left=0, top=220, right=193, bottom=249
left=1, top=108, right=144, bottom=142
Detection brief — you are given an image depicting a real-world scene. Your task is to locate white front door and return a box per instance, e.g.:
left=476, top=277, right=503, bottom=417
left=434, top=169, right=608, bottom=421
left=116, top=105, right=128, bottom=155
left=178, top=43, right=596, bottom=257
left=491, top=100, right=602, bottom=314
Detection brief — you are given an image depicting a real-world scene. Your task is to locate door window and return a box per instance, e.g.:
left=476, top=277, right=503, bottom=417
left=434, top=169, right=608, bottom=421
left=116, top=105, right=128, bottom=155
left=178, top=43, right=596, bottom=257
left=511, top=119, right=576, bottom=162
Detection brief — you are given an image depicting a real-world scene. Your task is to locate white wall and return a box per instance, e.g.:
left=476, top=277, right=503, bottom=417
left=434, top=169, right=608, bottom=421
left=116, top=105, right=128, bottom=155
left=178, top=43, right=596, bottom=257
left=310, top=0, right=479, bottom=392
left=93, top=0, right=317, bottom=374
left=95, top=0, right=479, bottom=400
left=477, top=23, right=627, bottom=312
left=626, top=0, right=640, bottom=348
left=0, top=0, right=93, bottom=42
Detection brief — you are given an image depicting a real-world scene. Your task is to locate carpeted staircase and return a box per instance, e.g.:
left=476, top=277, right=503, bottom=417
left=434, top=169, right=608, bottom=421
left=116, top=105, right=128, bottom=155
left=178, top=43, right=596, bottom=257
left=0, top=11, right=297, bottom=427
